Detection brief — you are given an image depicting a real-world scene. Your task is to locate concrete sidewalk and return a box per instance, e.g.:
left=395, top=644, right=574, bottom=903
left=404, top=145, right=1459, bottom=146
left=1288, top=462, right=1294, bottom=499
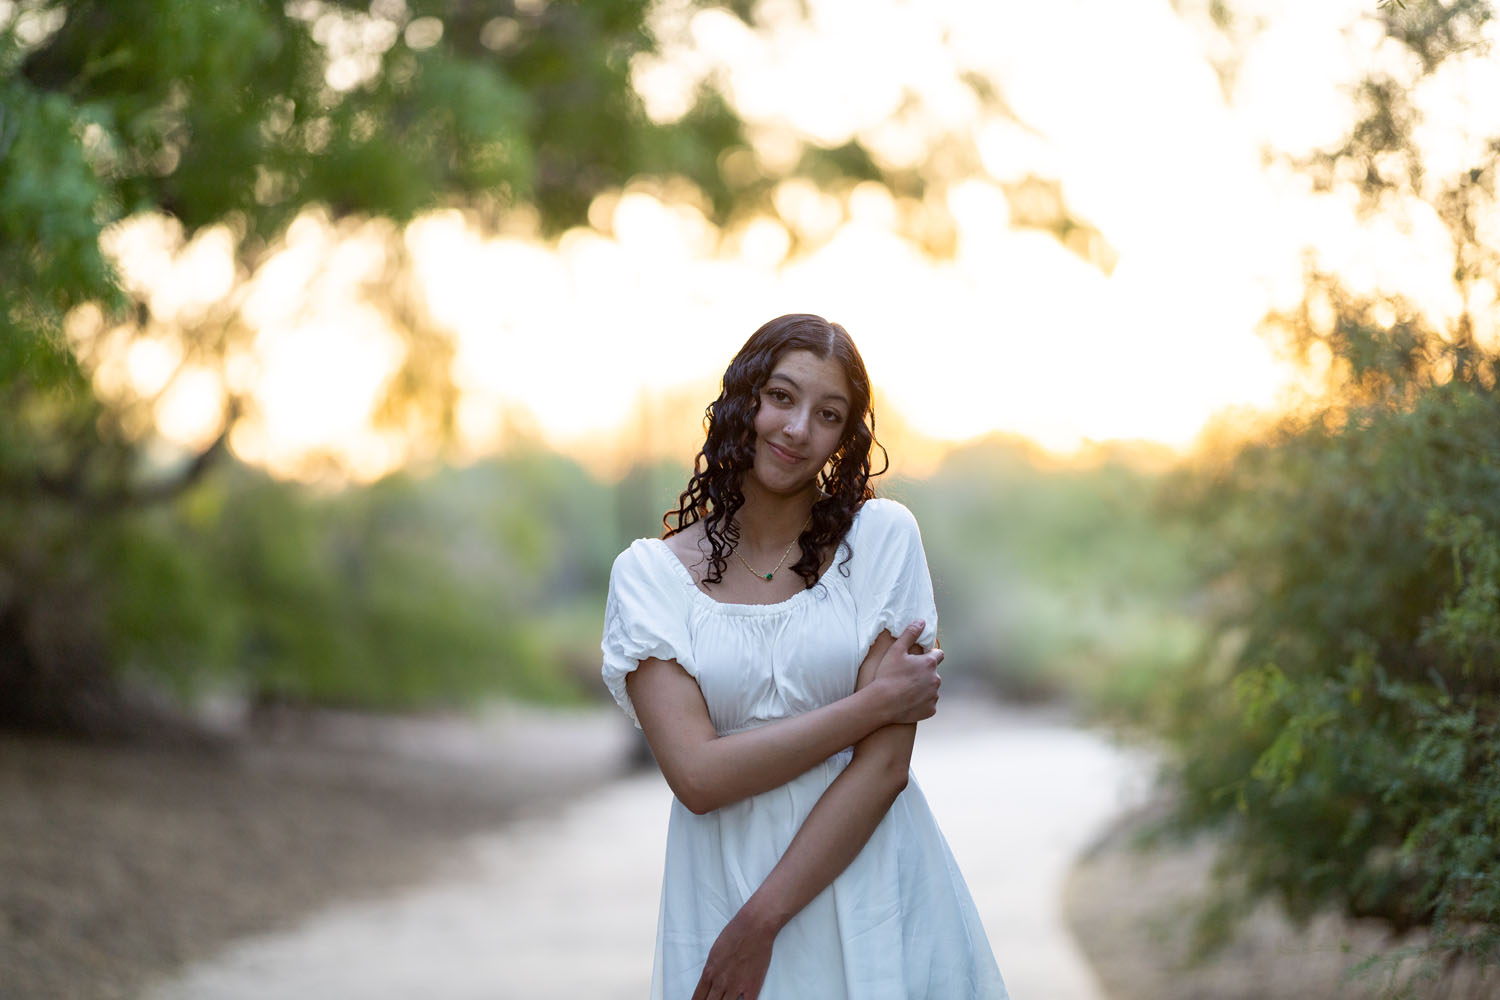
left=149, top=697, right=1150, bottom=1000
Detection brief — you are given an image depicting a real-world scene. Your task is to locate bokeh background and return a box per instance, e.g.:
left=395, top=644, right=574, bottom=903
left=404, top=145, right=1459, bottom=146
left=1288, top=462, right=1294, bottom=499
left=3, top=0, right=1499, bottom=998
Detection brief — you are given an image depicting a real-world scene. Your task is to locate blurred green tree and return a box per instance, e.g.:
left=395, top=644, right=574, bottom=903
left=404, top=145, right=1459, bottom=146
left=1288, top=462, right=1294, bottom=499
left=2, top=0, right=753, bottom=503
left=0, top=0, right=1114, bottom=735
left=180, top=453, right=620, bottom=713
left=1166, top=0, right=1500, bottom=987
left=0, top=0, right=765, bottom=733
left=902, top=439, right=1202, bottom=715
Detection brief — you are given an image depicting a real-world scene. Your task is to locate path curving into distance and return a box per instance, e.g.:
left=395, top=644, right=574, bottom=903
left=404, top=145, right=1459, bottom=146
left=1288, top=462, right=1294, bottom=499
left=148, top=696, right=1151, bottom=1000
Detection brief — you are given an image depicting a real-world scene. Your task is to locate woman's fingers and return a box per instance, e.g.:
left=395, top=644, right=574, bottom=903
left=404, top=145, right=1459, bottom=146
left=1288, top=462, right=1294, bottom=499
left=694, top=970, right=759, bottom=1000
left=920, top=647, right=941, bottom=717
left=878, top=622, right=927, bottom=676
left=693, top=907, right=772, bottom=1000
left=897, top=619, right=925, bottom=652
left=874, top=624, right=945, bottom=723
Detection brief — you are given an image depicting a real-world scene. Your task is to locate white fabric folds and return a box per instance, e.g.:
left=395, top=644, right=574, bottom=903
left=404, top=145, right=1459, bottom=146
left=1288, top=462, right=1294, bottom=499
left=600, top=498, right=1008, bottom=999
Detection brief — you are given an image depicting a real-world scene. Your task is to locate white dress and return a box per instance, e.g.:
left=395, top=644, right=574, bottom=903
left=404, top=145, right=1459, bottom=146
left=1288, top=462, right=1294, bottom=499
left=601, top=498, right=1008, bottom=1000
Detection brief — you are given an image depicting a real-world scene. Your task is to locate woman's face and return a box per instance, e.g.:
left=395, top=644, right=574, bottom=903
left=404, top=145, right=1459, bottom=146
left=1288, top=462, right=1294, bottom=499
left=747, top=349, right=853, bottom=497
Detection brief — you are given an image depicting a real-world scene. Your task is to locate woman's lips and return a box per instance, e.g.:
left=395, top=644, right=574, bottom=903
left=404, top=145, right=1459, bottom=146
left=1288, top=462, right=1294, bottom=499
left=766, top=441, right=804, bottom=464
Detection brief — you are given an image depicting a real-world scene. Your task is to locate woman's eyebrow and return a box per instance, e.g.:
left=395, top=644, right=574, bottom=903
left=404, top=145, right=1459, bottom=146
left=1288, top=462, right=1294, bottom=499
left=768, top=373, right=849, bottom=405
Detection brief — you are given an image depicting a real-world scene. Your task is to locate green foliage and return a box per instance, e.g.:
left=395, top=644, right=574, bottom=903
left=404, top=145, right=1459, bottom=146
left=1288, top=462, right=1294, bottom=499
left=904, top=440, right=1202, bottom=718
left=4, top=0, right=741, bottom=247
left=1157, top=4, right=1500, bottom=984
left=86, top=451, right=646, bottom=712
left=0, top=0, right=756, bottom=501
left=81, top=437, right=1201, bottom=717
left=96, top=503, right=240, bottom=695
left=1, top=1, right=1109, bottom=733
left=0, top=0, right=759, bottom=730
left=1169, top=369, right=1500, bottom=964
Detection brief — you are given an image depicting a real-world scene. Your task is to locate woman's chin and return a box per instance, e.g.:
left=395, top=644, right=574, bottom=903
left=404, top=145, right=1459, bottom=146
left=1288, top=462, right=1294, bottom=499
left=749, top=466, right=813, bottom=497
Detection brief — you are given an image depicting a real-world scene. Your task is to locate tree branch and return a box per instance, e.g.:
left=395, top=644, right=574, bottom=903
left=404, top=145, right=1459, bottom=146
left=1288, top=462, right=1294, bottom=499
left=21, top=399, right=242, bottom=513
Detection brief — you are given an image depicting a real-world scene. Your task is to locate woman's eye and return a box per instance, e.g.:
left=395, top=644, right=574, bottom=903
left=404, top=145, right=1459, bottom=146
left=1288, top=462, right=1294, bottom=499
left=822, top=410, right=844, bottom=423
left=766, top=388, right=791, bottom=403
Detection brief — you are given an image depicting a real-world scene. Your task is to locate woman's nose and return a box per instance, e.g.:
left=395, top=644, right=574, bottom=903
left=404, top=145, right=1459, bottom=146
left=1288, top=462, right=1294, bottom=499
left=783, top=407, right=811, bottom=438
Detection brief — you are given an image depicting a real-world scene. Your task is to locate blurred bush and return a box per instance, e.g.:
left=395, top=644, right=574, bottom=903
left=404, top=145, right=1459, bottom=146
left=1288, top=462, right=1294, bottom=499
left=1165, top=312, right=1500, bottom=981
left=82, top=452, right=694, bottom=715
left=72, top=437, right=1199, bottom=721
left=0, top=1, right=1105, bottom=735
left=1155, top=1, right=1500, bottom=986
left=0, top=0, right=791, bottom=732
left=904, top=439, right=1201, bottom=719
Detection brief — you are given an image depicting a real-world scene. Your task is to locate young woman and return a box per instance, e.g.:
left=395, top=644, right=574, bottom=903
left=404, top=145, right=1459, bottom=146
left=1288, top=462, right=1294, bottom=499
left=601, top=314, right=1007, bottom=1000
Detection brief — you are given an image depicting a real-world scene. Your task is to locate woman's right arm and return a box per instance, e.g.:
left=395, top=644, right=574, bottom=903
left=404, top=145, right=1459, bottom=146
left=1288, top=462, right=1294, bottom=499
left=624, top=620, right=941, bottom=815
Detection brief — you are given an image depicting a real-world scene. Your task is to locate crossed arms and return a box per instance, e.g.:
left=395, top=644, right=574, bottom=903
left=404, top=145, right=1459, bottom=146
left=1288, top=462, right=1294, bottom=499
left=624, top=621, right=943, bottom=1000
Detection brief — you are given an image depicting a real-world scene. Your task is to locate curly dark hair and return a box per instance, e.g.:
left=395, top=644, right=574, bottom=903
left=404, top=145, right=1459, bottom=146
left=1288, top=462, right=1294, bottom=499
left=663, top=313, right=889, bottom=588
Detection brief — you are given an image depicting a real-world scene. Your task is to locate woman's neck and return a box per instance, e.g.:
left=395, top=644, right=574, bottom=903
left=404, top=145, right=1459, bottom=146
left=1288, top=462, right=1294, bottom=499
left=735, top=480, right=816, bottom=547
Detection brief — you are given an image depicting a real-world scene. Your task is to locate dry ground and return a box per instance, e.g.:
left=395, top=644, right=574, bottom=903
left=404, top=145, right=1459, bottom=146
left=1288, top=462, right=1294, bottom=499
left=8, top=703, right=1496, bottom=1000
left=0, top=705, right=632, bottom=1000
left=1063, top=800, right=1500, bottom=1000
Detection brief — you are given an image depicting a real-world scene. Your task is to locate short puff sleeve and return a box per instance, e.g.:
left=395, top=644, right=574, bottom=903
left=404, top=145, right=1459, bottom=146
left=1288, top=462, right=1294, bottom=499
left=600, top=540, right=696, bottom=728
left=850, top=498, right=940, bottom=654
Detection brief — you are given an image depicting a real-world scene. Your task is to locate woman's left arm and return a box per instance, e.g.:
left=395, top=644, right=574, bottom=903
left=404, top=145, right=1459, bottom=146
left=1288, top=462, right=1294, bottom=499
left=690, top=627, right=921, bottom=1000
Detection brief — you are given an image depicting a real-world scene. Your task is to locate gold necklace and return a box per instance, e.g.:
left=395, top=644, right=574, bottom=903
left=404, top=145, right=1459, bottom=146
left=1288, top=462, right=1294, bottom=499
left=735, top=515, right=812, bottom=582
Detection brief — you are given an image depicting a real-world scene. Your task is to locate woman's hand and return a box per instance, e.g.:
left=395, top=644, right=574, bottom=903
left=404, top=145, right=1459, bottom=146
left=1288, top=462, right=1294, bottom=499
left=690, top=629, right=929, bottom=1000
left=871, top=620, right=942, bottom=725
left=691, top=903, right=778, bottom=1000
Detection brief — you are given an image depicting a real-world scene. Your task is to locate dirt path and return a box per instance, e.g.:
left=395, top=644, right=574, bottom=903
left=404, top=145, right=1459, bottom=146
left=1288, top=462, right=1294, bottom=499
left=144, top=695, right=1151, bottom=1000
left=0, top=703, right=634, bottom=1000
left=913, top=701, right=1153, bottom=999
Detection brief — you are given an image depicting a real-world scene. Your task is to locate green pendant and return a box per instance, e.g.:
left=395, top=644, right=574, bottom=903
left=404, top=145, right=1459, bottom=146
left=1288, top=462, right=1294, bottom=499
left=765, top=573, right=773, bottom=580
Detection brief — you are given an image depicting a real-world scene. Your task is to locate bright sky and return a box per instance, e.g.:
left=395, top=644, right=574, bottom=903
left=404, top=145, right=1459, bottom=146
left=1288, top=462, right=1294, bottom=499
left=93, top=0, right=1500, bottom=481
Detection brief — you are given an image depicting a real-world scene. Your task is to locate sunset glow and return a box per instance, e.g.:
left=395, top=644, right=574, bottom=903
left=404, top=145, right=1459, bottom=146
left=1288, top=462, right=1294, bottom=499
left=93, top=0, right=1500, bottom=482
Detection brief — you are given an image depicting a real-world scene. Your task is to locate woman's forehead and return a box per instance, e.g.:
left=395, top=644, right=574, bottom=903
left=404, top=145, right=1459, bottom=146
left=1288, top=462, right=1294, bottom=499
left=768, top=350, right=851, bottom=400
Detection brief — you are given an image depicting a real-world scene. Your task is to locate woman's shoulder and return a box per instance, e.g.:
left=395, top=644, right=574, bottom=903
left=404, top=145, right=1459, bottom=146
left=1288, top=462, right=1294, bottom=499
left=851, top=496, right=921, bottom=537
left=841, top=498, right=923, bottom=573
left=610, top=535, right=671, bottom=584
left=611, top=528, right=702, bottom=592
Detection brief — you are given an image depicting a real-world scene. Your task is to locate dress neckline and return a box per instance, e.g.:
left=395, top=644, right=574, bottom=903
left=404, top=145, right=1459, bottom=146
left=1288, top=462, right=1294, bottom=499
left=648, top=501, right=873, bottom=615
